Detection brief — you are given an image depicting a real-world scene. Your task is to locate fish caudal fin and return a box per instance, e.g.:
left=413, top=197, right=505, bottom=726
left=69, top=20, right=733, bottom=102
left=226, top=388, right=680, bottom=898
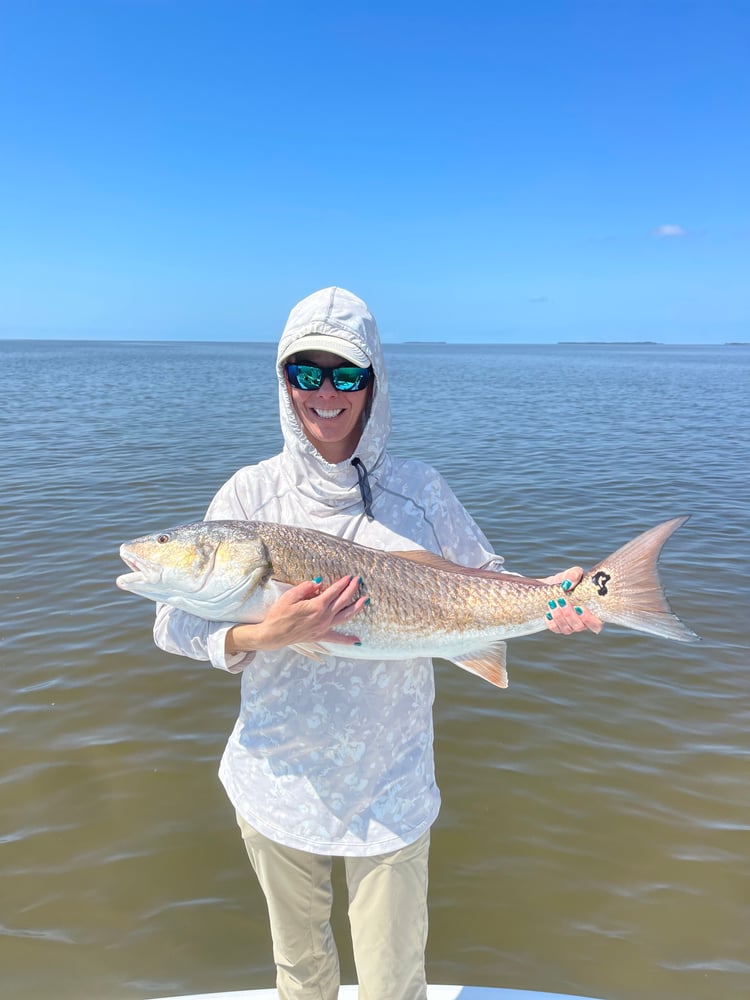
left=586, top=516, right=699, bottom=643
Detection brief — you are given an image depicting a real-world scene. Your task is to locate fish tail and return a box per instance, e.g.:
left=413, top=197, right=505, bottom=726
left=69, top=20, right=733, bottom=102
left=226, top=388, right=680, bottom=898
left=582, top=516, right=699, bottom=643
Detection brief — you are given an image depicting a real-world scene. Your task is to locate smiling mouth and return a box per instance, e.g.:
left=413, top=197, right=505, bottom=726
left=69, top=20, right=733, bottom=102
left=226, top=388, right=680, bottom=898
left=312, top=408, right=344, bottom=419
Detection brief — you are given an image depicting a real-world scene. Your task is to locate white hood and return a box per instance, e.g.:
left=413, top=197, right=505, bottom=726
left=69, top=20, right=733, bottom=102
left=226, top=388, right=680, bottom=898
left=275, top=287, right=392, bottom=517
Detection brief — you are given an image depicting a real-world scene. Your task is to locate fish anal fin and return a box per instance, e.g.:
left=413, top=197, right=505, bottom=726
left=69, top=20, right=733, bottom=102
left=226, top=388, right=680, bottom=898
left=447, top=642, right=509, bottom=689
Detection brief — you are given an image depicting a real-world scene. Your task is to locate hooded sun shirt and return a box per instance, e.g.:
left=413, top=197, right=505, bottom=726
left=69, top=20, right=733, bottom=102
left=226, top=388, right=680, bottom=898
left=154, top=287, right=505, bottom=856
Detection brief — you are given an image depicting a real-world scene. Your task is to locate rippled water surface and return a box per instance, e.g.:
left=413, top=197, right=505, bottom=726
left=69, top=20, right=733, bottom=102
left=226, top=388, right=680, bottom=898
left=1, top=340, right=749, bottom=1000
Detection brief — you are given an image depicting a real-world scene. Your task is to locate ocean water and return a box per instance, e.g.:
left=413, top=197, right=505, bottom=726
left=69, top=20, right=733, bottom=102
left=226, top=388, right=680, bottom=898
left=1, top=339, right=748, bottom=1000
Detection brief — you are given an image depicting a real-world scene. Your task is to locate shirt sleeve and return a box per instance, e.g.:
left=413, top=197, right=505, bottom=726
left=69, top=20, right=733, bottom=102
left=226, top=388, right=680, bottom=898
left=153, top=603, right=254, bottom=673
left=151, top=470, right=257, bottom=673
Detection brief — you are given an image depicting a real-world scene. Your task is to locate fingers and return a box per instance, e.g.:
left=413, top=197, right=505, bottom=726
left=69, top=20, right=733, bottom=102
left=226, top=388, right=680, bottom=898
left=540, top=566, right=584, bottom=587
left=576, top=606, right=603, bottom=634
left=283, top=575, right=363, bottom=616
left=321, top=625, right=364, bottom=646
left=299, top=574, right=369, bottom=642
left=318, top=575, right=371, bottom=646
left=286, top=579, right=325, bottom=602
left=314, top=574, right=363, bottom=618
left=539, top=565, right=602, bottom=635
left=545, top=597, right=603, bottom=635
left=560, top=566, right=584, bottom=588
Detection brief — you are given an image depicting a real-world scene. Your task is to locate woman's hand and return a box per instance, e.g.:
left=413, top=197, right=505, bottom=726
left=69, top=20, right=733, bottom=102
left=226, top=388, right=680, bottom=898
left=539, top=566, right=603, bottom=635
left=225, top=574, right=367, bottom=655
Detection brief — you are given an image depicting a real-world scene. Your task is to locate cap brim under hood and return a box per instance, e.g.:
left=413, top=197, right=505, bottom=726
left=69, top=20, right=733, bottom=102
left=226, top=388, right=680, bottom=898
left=279, top=333, right=370, bottom=368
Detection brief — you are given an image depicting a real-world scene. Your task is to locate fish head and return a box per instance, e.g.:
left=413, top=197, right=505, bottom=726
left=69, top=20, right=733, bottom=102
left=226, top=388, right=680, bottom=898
left=116, top=520, right=271, bottom=620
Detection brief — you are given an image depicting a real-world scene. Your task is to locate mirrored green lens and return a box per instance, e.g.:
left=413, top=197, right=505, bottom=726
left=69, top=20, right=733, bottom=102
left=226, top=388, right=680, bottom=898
left=294, top=364, right=323, bottom=389
left=331, top=367, right=367, bottom=390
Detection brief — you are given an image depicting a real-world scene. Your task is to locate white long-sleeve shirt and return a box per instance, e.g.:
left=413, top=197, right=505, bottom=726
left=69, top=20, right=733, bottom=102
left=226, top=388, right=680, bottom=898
left=154, top=288, right=504, bottom=856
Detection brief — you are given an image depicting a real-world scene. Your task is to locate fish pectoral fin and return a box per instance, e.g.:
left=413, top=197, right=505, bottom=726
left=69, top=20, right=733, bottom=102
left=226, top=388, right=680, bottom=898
left=448, top=642, right=509, bottom=689
left=290, top=641, right=328, bottom=662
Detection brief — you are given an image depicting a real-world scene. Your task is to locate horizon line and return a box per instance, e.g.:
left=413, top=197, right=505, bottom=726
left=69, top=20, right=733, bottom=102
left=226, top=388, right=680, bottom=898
left=1, top=335, right=745, bottom=348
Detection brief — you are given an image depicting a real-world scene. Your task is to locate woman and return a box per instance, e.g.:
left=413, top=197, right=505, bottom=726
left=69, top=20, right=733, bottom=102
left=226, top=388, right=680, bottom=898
left=154, top=287, right=601, bottom=1000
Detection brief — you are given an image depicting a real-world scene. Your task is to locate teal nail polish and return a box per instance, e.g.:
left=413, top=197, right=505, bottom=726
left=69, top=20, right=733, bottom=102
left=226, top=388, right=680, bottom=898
left=558, top=598, right=567, bottom=607
left=312, top=576, right=323, bottom=584
left=545, top=612, right=553, bottom=620
left=358, top=576, right=364, bottom=586
left=548, top=599, right=557, bottom=609
left=364, top=597, right=371, bottom=606
left=354, top=641, right=362, bottom=646
left=575, top=606, right=583, bottom=615
left=561, top=579, right=573, bottom=592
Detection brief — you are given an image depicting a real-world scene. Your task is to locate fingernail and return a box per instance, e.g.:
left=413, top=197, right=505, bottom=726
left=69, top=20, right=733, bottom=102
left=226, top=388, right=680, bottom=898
left=558, top=598, right=567, bottom=607
left=561, top=579, right=573, bottom=592
left=312, top=576, right=323, bottom=584
left=354, top=641, right=362, bottom=646
left=545, top=612, right=553, bottom=620
left=358, top=576, right=364, bottom=586
left=575, top=606, right=583, bottom=615
left=364, top=597, right=371, bottom=606
left=548, top=600, right=557, bottom=609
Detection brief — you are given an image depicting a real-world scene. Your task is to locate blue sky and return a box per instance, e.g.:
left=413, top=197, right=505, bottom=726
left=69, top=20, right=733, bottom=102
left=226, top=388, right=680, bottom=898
left=2, top=0, right=748, bottom=343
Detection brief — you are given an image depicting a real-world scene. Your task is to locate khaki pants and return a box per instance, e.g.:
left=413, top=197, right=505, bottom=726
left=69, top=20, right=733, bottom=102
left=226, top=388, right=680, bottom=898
left=237, top=813, right=430, bottom=1000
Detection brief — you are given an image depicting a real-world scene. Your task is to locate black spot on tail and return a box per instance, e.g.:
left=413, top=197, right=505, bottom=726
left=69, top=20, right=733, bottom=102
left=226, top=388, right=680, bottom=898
left=592, top=570, right=611, bottom=596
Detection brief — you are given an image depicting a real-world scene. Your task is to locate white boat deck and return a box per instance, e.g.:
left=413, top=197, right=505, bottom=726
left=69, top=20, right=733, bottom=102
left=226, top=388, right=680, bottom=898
left=149, top=984, right=605, bottom=1000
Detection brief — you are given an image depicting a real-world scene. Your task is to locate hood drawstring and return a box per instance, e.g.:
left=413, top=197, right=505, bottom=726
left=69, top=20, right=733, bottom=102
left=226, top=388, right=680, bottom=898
left=351, top=457, right=375, bottom=521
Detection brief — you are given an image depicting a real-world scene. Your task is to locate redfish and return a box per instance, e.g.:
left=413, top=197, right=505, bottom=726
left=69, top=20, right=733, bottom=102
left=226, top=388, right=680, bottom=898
left=116, top=516, right=698, bottom=688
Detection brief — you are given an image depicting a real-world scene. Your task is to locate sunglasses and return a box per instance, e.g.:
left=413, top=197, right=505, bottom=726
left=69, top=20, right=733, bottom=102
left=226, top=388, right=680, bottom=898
left=285, top=362, right=372, bottom=392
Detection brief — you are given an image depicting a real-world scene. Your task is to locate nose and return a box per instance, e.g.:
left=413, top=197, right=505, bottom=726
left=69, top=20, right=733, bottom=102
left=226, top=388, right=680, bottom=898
left=315, top=374, right=339, bottom=395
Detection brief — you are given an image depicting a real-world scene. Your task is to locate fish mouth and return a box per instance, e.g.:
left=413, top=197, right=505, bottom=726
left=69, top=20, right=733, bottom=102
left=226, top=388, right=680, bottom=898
left=116, top=546, right=162, bottom=591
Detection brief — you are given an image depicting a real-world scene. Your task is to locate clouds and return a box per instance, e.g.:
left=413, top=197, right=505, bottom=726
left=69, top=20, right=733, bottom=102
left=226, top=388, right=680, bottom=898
left=654, top=224, right=688, bottom=238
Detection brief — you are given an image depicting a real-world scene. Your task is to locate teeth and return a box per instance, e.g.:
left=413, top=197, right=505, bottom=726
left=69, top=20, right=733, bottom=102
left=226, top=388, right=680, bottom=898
left=313, top=409, right=343, bottom=419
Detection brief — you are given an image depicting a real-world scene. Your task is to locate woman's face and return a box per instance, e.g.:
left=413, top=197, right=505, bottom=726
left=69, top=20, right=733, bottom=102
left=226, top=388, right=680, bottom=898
left=285, top=350, right=372, bottom=464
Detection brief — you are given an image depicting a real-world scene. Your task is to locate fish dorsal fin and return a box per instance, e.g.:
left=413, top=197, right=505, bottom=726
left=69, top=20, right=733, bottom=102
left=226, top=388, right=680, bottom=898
left=390, top=550, right=525, bottom=583
left=446, top=641, right=509, bottom=689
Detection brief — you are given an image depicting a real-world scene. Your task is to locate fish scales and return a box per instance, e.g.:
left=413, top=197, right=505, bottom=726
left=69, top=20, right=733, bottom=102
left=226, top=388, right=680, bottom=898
left=255, top=522, right=544, bottom=641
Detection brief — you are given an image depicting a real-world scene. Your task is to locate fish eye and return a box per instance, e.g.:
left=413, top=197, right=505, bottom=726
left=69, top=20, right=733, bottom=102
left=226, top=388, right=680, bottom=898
left=157, top=533, right=171, bottom=544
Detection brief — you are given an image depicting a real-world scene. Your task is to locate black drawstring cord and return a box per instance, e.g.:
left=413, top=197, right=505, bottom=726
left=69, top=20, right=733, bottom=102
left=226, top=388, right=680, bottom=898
left=351, top=457, right=374, bottom=521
